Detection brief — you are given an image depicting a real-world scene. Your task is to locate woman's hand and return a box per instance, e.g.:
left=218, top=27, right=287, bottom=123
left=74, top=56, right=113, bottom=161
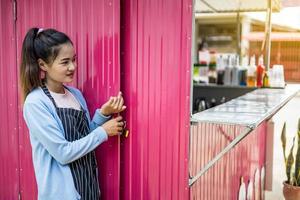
left=100, top=92, right=126, bottom=116
left=102, top=116, right=124, bottom=137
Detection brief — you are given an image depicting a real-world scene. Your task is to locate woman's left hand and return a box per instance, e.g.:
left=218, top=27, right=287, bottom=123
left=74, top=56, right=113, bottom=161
left=100, top=92, right=126, bottom=116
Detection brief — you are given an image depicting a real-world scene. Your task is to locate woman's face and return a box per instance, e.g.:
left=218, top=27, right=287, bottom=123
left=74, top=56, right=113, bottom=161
left=41, top=42, right=77, bottom=84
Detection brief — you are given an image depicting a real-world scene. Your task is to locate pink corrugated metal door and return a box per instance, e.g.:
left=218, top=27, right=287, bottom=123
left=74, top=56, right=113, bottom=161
left=0, top=0, right=20, bottom=199
left=1, top=0, right=193, bottom=199
left=120, top=0, right=192, bottom=199
left=15, top=0, right=120, bottom=199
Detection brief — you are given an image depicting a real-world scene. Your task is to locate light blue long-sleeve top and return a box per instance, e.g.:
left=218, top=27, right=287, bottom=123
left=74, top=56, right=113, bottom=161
left=23, top=86, right=110, bottom=200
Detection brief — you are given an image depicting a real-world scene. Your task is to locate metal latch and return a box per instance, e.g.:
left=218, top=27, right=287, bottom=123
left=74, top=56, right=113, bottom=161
left=121, top=120, right=129, bottom=138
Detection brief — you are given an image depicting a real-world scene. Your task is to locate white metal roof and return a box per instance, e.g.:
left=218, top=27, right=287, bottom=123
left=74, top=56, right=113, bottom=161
left=195, top=0, right=281, bottom=13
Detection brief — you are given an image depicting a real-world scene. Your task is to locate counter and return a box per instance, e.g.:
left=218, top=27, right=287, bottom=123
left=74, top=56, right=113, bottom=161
left=192, top=84, right=300, bottom=127
left=189, top=84, right=300, bottom=195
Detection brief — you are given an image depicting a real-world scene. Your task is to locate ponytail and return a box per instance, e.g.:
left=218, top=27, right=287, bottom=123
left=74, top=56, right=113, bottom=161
left=20, top=27, right=72, bottom=102
left=20, top=28, right=40, bottom=101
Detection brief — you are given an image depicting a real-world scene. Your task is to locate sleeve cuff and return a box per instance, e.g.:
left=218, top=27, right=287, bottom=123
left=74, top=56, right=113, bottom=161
left=98, top=109, right=111, bottom=118
left=92, top=109, right=111, bottom=125
left=95, top=126, right=108, bottom=142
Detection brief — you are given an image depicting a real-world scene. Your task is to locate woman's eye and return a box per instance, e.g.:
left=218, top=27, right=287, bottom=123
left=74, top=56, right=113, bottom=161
left=62, top=61, right=69, bottom=65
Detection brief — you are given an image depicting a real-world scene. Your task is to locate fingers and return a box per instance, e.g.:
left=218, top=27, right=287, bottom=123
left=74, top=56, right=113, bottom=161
left=121, top=105, right=126, bottom=111
left=116, top=92, right=123, bottom=108
left=115, top=115, right=123, bottom=122
left=117, top=96, right=124, bottom=110
left=108, top=97, right=114, bottom=105
left=118, top=121, right=124, bottom=127
left=103, top=117, right=124, bottom=137
left=113, top=122, right=123, bottom=136
left=116, top=92, right=125, bottom=111
left=111, top=97, right=117, bottom=106
left=103, top=92, right=126, bottom=116
left=111, top=96, right=120, bottom=109
left=112, top=92, right=124, bottom=111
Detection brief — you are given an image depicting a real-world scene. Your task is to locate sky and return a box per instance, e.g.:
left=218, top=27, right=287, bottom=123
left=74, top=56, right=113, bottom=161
left=246, top=6, right=300, bottom=30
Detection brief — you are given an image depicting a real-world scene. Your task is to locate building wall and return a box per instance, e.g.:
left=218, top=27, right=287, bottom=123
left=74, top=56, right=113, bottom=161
left=0, top=1, right=19, bottom=199
left=0, top=0, right=193, bottom=199
left=282, top=0, right=300, bottom=7
left=250, top=41, right=300, bottom=83
left=120, top=0, right=192, bottom=199
left=1, top=0, right=121, bottom=199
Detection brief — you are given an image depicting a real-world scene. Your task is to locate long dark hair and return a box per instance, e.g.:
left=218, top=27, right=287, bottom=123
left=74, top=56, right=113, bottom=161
left=20, top=27, right=72, bottom=101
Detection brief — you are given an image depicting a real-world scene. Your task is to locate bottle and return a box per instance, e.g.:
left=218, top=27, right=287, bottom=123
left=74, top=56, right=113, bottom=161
left=247, top=55, right=257, bottom=87
left=256, top=55, right=265, bottom=88
left=239, top=56, right=248, bottom=86
left=199, top=61, right=209, bottom=83
left=231, top=55, right=241, bottom=86
left=263, top=71, right=270, bottom=87
left=198, top=43, right=210, bottom=84
left=208, top=51, right=217, bottom=83
left=224, top=55, right=232, bottom=85
left=193, top=63, right=200, bottom=83
left=217, top=55, right=225, bottom=85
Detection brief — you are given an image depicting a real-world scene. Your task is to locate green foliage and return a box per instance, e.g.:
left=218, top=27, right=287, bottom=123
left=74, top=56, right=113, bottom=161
left=282, top=119, right=300, bottom=186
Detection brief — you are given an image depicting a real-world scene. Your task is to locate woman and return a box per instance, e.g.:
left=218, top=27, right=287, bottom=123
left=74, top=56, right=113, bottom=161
left=20, top=27, right=125, bottom=200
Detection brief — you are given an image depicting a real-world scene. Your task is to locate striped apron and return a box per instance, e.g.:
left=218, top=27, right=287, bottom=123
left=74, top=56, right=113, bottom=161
left=42, top=85, right=100, bottom=200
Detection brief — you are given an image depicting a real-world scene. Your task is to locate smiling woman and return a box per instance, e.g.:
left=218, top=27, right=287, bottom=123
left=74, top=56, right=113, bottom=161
left=38, top=42, right=77, bottom=93
left=20, top=28, right=126, bottom=200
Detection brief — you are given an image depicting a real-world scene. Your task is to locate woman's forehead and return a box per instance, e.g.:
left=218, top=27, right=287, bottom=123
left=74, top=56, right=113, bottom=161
left=56, top=43, right=75, bottom=59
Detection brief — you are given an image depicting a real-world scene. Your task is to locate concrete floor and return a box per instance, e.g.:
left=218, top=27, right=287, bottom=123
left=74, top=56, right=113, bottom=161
left=265, top=93, right=300, bottom=200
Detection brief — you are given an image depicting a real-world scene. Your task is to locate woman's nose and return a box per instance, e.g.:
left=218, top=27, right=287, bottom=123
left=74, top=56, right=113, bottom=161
left=68, top=62, right=76, bottom=71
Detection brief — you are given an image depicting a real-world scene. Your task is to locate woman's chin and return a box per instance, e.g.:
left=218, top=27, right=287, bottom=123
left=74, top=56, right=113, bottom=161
left=64, top=78, right=74, bottom=83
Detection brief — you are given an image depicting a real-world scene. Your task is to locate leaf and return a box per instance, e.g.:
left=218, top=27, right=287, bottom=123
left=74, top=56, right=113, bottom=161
left=298, top=118, right=300, bottom=136
left=296, top=119, right=300, bottom=186
left=281, top=122, right=287, bottom=165
left=297, top=169, right=300, bottom=186
left=287, top=137, right=295, bottom=183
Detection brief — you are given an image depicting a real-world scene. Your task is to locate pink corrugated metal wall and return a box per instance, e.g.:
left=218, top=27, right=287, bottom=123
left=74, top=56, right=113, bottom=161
left=120, top=0, right=192, bottom=199
left=1, top=0, right=193, bottom=199
left=1, top=0, right=120, bottom=199
left=16, top=1, right=121, bottom=199
left=190, top=122, right=267, bottom=199
left=0, top=1, right=19, bottom=199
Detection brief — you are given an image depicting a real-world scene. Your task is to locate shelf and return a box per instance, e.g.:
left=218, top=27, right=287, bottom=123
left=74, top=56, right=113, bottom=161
left=193, top=83, right=257, bottom=89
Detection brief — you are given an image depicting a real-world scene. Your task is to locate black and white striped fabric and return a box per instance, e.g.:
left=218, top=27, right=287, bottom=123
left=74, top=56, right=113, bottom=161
left=42, top=84, right=100, bottom=200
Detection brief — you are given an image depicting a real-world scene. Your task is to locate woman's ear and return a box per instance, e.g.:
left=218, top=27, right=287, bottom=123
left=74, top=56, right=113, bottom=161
left=38, top=58, right=48, bottom=71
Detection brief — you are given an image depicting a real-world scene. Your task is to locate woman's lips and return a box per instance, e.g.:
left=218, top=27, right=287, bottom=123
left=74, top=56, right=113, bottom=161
left=66, top=73, right=74, bottom=77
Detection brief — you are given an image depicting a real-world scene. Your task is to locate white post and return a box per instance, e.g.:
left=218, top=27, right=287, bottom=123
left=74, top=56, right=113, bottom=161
left=265, top=0, right=272, bottom=71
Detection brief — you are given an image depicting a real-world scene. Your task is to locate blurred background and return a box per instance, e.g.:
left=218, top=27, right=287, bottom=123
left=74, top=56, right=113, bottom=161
left=192, top=1, right=300, bottom=199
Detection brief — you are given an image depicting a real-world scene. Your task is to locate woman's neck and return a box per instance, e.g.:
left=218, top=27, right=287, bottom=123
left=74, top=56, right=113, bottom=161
left=45, top=79, right=65, bottom=94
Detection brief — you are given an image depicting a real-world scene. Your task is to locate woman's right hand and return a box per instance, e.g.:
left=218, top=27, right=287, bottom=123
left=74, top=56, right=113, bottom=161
left=102, top=116, right=124, bottom=137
